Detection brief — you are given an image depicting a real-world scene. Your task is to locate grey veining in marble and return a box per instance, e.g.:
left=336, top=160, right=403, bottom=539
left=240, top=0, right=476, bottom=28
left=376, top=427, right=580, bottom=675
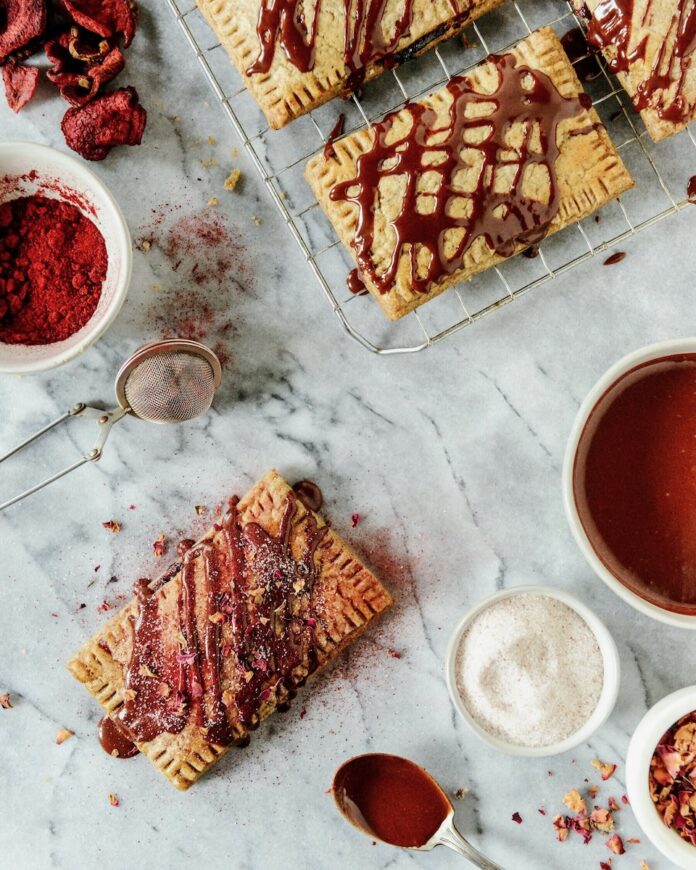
left=1, top=2, right=696, bottom=868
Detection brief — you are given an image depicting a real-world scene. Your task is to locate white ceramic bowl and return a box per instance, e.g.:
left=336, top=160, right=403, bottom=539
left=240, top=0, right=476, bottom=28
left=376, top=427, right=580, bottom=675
left=626, top=686, right=696, bottom=869
left=0, top=141, right=131, bottom=373
left=445, top=584, right=620, bottom=757
left=563, top=338, right=696, bottom=629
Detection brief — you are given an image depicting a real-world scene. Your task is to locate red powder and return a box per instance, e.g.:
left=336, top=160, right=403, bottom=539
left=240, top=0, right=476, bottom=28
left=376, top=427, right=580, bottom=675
left=140, top=206, right=250, bottom=367
left=0, top=195, right=107, bottom=344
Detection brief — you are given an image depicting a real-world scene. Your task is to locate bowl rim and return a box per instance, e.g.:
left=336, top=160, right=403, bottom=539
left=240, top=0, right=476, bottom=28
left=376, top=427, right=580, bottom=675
left=626, top=685, right=696, bottom=869
left=444, top=584, right=620, bottom=757
left=0, top=140, right=131, bottom=374
left=562, top=337, right=696, bottom=629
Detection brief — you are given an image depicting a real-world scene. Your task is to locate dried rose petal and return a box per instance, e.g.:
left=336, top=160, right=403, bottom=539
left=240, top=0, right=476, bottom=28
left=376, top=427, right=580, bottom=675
left=176, top=650, right=196, bottom=665
left=55, top=728, right=74, bottom=744
left=157, top=681, right=170, bottom=698
left=0, top=692, right=13, bottom=708
left=190, top=680, right=203, bottom=700
left=621, top=794, right=629, bottom=804
left=61, top=86, right=146, bottom=161
left=56, top=0, right=137, bottom=47
left=553, top=815, right=569, bottom=842
left=605, top=834, right=624, bottom=855
left=591, top=759, right=617, bottom=781
left=138, top=663, right=157, bottom=679
left=97, top=600, right=113, bottom=612
left=351, top=512, right=360, bottom=527
left=195, top=504, right=207, bottom=515
left=607, top=796, right=620, bottom=812
left=599, top=862, right=612, bottom=870
left=511, top=812, right=522, bottom=824
left=108, top=792, right=119, bottom=807
left=102, top=519, right=122, bottom=532
left=538, top=807, right=546, bottom=816
left=152, top=534, right=166, bottom=557
left=589, top=807, right=614, bottom=833
left=2, top=60, right=38, bottom=111
left=563, top=789, right=586, bottom=815
left=0, top=0, right=47, bottom=64
left=387, top=648, right=402, bottom=659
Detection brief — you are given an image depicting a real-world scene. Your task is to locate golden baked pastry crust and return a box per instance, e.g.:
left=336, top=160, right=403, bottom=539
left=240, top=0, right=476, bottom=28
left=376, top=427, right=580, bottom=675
left=67, top=470, right=393, bottom=790
left=196, top=0, right=505, bottom=129
left=573, top=0, right=696, bottom=142
left=305, top=27, right=635, bottom=320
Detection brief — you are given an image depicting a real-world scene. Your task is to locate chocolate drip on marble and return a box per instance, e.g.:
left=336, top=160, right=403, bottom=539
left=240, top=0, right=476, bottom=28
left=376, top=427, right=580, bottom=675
left=330, top=53, right=590, bottom=295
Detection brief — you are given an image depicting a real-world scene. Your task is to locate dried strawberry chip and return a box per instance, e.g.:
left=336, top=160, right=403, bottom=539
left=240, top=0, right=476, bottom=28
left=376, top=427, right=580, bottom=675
left=2, top=59, right=38, bottom=111
left=0, top=0, right=47, bottom=63
left=61, top=86, right=146, bottom=160
left=55, top=0, right=137, bottom=47
left=46, top=30, right=124, bottom=107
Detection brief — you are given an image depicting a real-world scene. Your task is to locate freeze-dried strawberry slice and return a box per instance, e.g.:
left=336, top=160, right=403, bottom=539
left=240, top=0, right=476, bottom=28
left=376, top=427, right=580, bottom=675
left=0, top=0, right=47, bottom=63
left=46, top=29, right=124, bottom=107
left=2, top=59, right=38, bottom=111
left=55, top=0, right=137, bottom=47
left=61, top=86, right=146, bottom=160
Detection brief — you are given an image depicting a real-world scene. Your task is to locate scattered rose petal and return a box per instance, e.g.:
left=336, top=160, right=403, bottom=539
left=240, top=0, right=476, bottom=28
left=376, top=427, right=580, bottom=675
left=589, top=807, right=614, bottom=833
left=299, top=706, right=307, bottom=719
left=157, top=682, right=170, bottom=698
left=607, top=796, right=620, bottom=812
left=605, top=834, right=624, bottom=855
left=0, top=692, right=13, bottom=709
left=102, top=519, right=121, bottom=532
left=97, top=600, right=113, bottom=612
left=351, top=512, right=360, bottom=527
left=56, top=728, right=74, bottom=744
left=538, top=807, right=546, bottom=816
left=624, top=837, right=640, bottom=844
left=599, top=862, right=612, bottom=870
left=108, top=792, right=120, bottom=807
left=190, top=680, right=203, bottom=700
left=176, top=650, right=196, bottom=666
left=511, top=812, right=522, bottom=824
left=208, top=611, right=224, bottom=624
left=553, top=815, right=569, bottom=842
left=591, top=759, right=617, bottom=781
left=152, top=534, right=166, bottom=557
left=621, top=794, right=629, bottom=804
left=563, top=789, right=586, bottom=815
left=387, top=648, right=401, bottom=659
left=138, top=663, right=157, bottom=679
left=195, top=504, right=207, bottom=515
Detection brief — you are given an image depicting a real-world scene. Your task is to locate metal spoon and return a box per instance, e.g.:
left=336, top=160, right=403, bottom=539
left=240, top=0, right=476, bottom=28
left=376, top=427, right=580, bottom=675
left=332, top=753, right=503, bottom=869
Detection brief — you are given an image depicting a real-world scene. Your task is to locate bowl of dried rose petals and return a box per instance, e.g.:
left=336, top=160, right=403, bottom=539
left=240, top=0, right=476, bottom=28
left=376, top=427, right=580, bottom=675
left=626, top=686, right=696, bottom=869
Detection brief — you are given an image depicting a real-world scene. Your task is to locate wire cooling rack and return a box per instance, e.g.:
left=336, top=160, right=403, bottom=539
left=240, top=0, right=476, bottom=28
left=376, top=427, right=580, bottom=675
left=168, top=0, right=696, bottom=354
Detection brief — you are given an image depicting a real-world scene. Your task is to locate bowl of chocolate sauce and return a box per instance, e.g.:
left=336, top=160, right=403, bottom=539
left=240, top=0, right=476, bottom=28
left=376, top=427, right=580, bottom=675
left=564, top=339, right=696, bottom=628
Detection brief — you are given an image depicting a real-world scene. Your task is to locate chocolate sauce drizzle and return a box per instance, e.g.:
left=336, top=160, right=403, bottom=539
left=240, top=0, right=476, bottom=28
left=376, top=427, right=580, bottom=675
left=247, top=0, right=461, bottom=93
left=586, top=0, right=696, bottom=124
left=329, top=52, right=590, bottom=294
left=117, top=493, right=328, bottom=747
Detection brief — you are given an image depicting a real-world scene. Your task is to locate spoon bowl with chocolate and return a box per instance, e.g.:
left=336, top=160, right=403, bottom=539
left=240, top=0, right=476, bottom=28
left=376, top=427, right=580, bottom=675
left=332, top=753, right=502, bottom=868
left=564, top=339, right=696, bottom=629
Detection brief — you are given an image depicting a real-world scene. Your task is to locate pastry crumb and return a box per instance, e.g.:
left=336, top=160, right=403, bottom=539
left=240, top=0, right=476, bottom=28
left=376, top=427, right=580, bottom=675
left=252, top=215, right=262, bottom=226
left=224, top=169, right=241, bottom=191
left=0, top=692, right=13, bottom=709
left=200, top=158, right=217, bottom=168
left=208, top=196, right=219, bottom=207
left=102, top=520, right=122, bottom=533
left=56, top=728, right=74, bottom=744
left=231, top=147, right=238, bottom=158
left=108, top=793, right=120, bottom=807
left=208, top=135, right=217, bottom=145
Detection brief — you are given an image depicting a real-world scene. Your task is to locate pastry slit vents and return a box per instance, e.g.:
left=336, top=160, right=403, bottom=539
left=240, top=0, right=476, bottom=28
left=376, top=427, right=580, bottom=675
left=305, top=28, right=635, bottom=320
left=68, top=470, right=393, bottom=789
left=575, top=0, right=696, bottom=140
left=329, top=53, right=592, bottom=296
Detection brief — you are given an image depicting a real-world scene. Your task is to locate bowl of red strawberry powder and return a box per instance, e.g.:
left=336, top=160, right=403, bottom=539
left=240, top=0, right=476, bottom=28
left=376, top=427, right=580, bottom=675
left=0, top=141, right=131, bottom=373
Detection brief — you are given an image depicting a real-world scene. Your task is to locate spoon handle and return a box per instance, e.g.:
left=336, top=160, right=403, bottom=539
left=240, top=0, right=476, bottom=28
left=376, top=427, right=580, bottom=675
left=438, top=822, right=503, bottom=870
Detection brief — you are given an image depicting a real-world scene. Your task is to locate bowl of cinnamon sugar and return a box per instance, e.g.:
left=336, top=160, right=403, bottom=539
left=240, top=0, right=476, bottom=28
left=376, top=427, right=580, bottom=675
left=0, top=141, right=131, bottom=373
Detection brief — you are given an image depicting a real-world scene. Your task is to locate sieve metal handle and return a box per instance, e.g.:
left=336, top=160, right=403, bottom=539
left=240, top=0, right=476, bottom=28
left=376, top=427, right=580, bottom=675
left=0, top=403, right=128, bottom=511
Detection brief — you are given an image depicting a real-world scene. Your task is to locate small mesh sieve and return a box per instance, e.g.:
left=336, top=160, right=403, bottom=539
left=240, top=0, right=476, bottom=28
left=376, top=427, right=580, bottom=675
left=0, top=339, right=222, bottom=511
left=115, top=341, right=221, bottom=423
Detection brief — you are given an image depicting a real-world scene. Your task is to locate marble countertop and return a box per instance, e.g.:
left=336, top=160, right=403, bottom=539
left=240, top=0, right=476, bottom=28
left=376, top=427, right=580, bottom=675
left=2, top=3, right=696, bottom=868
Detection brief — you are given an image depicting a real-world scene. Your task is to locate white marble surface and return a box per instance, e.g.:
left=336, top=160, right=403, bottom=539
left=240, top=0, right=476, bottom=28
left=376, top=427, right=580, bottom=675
left=2, top=2, right=696, bottom=869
